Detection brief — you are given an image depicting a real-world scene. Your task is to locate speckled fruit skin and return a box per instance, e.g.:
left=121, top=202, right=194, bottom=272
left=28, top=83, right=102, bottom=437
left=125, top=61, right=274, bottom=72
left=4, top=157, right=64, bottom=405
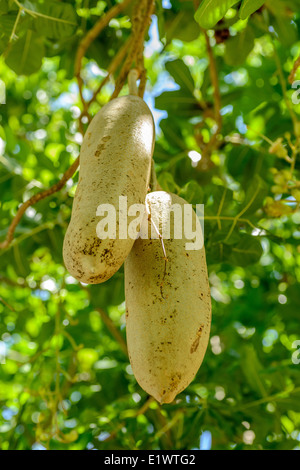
left=63, top=95, right=155, bottom=284
left=125, top=191, right=211, bottom=404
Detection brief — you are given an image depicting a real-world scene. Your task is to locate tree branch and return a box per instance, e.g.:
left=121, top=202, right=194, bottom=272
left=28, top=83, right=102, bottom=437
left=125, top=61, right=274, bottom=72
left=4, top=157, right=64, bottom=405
left=87, top=35, right=132, bottom=107
left=0, top=157, right=79, bottom=250
left=110, top=0, right=154, bottom=99
left=0, top=0, right=153, bottom=251
left=74, top=0, right=133, bottom=110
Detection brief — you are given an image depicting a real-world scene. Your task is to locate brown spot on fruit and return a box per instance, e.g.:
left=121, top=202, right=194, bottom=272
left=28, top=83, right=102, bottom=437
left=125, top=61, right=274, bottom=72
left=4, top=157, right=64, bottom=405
left=190, top=324, right=205, bottom=354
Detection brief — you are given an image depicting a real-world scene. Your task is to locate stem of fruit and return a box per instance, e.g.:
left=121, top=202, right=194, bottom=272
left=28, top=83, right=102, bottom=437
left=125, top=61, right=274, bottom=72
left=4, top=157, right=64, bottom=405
left=128, top=68, right=139, bottom=96
left=111, top=0, right=154, bottom=99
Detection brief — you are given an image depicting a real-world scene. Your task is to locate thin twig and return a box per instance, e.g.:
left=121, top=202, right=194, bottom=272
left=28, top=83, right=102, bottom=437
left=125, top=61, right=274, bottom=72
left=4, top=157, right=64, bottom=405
left=145, top=196, right=168, bottom=300
left=0, top=275, right=29, bottom=288
left=9, top=7, right=22, bottom=42
left=96, top=308, right=128, bottom=356
left=87, top=35, right=132, bottom=106
left=0, top=296, right=15, bottom=311
left=0, top=157, right=79, bottom=250
left=235, top=386, right=300, bottom=412
left=1, top=221, right=60, bottom=253
left=101, top=396, right=155, bottom=443
left=289, top=55, right=300, bottom=84
left=77, top=288, right=126, bottom=357
left=205, top=30, right=222, bottom=129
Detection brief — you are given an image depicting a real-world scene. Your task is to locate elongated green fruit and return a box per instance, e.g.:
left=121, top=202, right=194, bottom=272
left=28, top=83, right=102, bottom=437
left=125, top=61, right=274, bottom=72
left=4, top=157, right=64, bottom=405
left=125, top=191, right=211, bottom=404
left=63, top=95, right=155, bottom=284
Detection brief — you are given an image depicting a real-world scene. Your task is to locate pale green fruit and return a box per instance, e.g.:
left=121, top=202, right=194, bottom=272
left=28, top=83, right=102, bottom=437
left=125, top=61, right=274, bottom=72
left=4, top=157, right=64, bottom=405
left=125, top=191, right=211, bottom=404
left=63, top=95, right=155, bottom=284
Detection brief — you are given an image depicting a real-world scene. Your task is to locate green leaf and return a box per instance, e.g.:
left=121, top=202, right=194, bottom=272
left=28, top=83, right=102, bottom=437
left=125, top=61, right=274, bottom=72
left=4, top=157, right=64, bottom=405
left=36, top=153, right=56, bottom=173
left=239, top=0, right=265, bottom=20
left=158, top=172, right=177, bottom=192
left=159, top=118, right=186, bottom=151
left=165, top=59, right=195, bottom=95
left=153, top=143, right=173, bottom=164
left=212, top=227, right=240, bottom=245
left=0, top=11, right=31, bottom=47
left=24, top=0, right=77, bottom=39
left=229, top=234, right=263, bottom=266
left=194, top=0, right=238, bottom=29
left=211, top=185, right=234, bottom=214
left=0, top=12, right=18, bottom=36
left=0, top=0, right=8, bottom=14
left=224, top=25, right=255, bottom=66
left=89, top=275, right=124, bottom=308
left=155, top=0, right=166, bottom=43
left=5, top=29, right=45, bottom=75
left=240, top=345, right=267, bottom=396
left=155, top=90, right=200, bottom=117
left=179, top=180, right=204, bottom=204
left=271, top=14, right=297, bottom=46
left=226, top=146, right=259, bottom=180
left=165, top=9, right=200, bottom=42
left=240, top=175, right=268, bottom=217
